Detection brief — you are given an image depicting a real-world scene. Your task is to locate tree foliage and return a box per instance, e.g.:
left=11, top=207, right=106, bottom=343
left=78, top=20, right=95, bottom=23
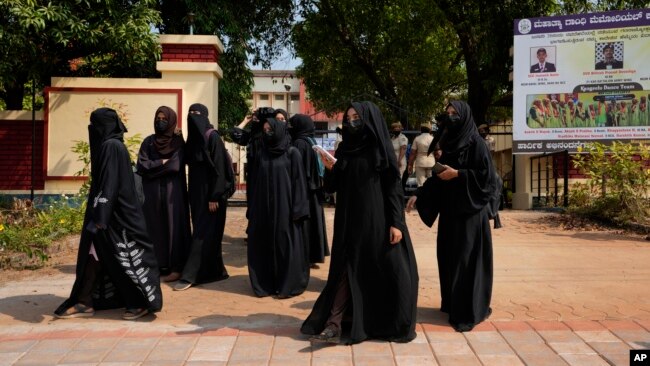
left=570, top=141, right=650, bottom=225
left=293, top=0, right=465, bottom=126
left=434, top=0, right=558, bottom=125
left=294, top=0, right=650, bottom=126
left=159, top=0, right=296, bottom=129
left=0, top=0, right=161, bottom=110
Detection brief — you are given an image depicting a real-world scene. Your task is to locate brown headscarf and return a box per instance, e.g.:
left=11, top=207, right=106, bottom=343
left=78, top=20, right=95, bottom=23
left=153, top=106, right=183, bottom=156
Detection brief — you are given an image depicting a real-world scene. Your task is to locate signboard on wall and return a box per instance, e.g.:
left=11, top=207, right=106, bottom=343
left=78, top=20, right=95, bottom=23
left=513, top=8, right=650, bottom=153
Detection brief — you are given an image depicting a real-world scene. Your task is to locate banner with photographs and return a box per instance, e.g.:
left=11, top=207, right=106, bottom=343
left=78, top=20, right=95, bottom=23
left=513, top=8, right=650, bottom=153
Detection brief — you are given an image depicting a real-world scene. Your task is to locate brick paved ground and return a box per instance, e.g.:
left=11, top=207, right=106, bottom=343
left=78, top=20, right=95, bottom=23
left=0, top=208, right=649, bottom=365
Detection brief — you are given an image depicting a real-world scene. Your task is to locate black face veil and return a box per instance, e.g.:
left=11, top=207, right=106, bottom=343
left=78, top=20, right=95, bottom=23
left=89, top=108, right=127, bottom=172
left=338, top=101, right=400, bottom=178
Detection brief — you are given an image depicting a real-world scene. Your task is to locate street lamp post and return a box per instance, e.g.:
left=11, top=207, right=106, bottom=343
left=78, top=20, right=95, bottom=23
left=188, top=13, right=195, bottom=35
left=283, top=83, right=291, bottom=116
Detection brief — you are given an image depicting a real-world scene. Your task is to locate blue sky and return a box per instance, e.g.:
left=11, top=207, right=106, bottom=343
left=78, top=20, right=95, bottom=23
left=249, top=47, right=302, bottom=71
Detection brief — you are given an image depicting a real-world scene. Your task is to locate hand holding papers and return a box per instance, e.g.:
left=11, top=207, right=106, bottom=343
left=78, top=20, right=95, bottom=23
left=312, top=145, right=336, bottom=170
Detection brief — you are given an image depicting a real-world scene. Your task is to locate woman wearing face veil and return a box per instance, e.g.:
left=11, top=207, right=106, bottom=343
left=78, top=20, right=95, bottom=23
left=247, top=118, right=310, bottom=298
left=55, top=108, right=162, bottom=320
left=406, top=100, right=494, bottom=332
left=230, top=107, right=276, bottom=211
left=136, top=106, right=191, bottom=283
left=173, top=104, right=230, bottom=291
left=288, top=114, right=330, bottom=267
left=301, top=101, right=418, bottom=345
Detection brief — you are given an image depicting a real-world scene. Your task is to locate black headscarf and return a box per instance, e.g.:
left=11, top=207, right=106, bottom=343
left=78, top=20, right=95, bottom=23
left=274, top=108, right=289, bottom=122
left=185, top=110, right=214, bottom=163
left=428, top=100, right=481, bottom=156
left=338, top=101, right=400, bottom=178
left=189, top=103, right=209, bottom=117
left=289, top=114, right=316, bottom=177
left=89, top=108, right=127, bottom=172
left=263, top=118, right=292, bottom=156
left=289, top=114, right=315, bottom=140
left=153, top=106, right=183, bottom=156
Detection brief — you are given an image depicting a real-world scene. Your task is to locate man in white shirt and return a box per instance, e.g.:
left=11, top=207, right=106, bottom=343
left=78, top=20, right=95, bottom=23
left=407, top=122, right=435, bottom=186
left=390, top=122, right=408, bottom=178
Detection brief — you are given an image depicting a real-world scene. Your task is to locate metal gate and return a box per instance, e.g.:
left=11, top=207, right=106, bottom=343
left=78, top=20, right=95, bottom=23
left=530, top=150, right=569, bottom=208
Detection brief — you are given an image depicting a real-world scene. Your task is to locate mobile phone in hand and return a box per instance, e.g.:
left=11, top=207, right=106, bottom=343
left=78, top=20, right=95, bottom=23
left=433, top=162, right=447, bottom=174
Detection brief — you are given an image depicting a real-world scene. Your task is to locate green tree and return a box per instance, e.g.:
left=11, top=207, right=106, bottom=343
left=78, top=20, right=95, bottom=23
left=158, top=0, right=296, bottom=129
left=0, top=0, right=161, bottom=110
left=293, top=0, right=465, bottom=126
left=433, top=0, right=560, bottom=125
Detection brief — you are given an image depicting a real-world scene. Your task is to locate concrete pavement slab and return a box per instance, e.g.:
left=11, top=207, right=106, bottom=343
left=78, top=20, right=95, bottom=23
left=1, top=209, right=650, bottom=365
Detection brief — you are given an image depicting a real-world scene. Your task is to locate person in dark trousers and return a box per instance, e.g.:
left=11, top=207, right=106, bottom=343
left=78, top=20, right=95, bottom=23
left=302, top=101, right=419, bottom=345
left=55, top=108, right=162, bottom=320
left=247, top=118, right=310, bottom=298
left=407, top=100, right=495, bottom=332
left=173, top=104, right=230, bottom=291
left=288, top=114, right=330, bottom=268
left=136, top=106, right=191, bottom=283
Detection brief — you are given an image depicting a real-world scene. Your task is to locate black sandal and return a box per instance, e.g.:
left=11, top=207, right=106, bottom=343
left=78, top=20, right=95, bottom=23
left=122, top=308, right=148, bottom=320
left=55, top=303, right=95, bottom=319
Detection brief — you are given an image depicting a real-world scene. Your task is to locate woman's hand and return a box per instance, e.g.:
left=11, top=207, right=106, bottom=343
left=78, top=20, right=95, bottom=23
left=405, top=196, right=417, bottom=213
left=437, top=165, right=458, bottom=181
left=237, top=115, right=253, bottom=129
left=208, top=201, right=219, bottom=212
left=317, top=150, right=335, bottom=170
left=389, top=226, right=402, bottom=245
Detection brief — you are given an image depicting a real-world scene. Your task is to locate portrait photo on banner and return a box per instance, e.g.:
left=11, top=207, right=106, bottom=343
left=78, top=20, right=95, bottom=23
left=529, top=46, right=557, bottom=73
left=594, top=41, right=624, bottom=70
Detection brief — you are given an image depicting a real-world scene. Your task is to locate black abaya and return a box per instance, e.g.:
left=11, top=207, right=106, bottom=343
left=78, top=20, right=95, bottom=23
left=137, top=136, right=191, bottom=274
left=247, top=119, right=310, bottom=298
left=181, top=113, right=229, bottom=285
left=415, top=100, right=494, bottom=331
left=55, top=108, right=162, bottom=316
left=289, top=114, right=329, bottom=264
left=301, top=102, right=418, bottom=344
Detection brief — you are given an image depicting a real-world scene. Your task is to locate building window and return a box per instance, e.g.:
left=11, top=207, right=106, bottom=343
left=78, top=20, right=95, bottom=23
left=259, top=94, right=269, bottom=101
left=314, top=121, right=329, bottom=131
left=290, top=94, right=299, bottom=101
left=275, top=94, right=285, bottom=101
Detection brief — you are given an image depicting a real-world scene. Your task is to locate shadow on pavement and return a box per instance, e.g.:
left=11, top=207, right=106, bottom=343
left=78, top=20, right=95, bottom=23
left=1, top=293, right=164, bottom=324
left=0, top=294, right=66, bottom=323
left=54, top=264, right=76, bottom=275
left=416, top=306, right=453, bottom=327
left=181, top=313, right=307, bottom=338
left=546, top=231, right=644, bottom=242
left=192, top=272, right=328, bottom=300
left=221, top=235, right=248, bottom=269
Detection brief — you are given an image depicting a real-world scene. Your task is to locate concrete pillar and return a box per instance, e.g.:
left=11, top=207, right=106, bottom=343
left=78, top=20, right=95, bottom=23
left=512, top=154, right=533, bottom=209
left=156, top=35, right=223, bottom=126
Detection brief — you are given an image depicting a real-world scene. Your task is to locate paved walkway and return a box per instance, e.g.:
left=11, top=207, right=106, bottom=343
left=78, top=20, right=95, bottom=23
left=1, top=208, right=649, bottom=365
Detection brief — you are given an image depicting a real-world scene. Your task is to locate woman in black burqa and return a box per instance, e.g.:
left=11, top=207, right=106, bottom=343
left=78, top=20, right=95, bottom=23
left=247, top=118, right=310, bottom=298
left=288, top=114, right=330, bottom=267
left=301, top=101, right=418, bottom=344
left=55, top=108, right=162, bottom=320
left=136, top=106, right=191, bottom=283
left=407, top=100, right=494, bottom=332
left=173, top=104, right=230, bottom=291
